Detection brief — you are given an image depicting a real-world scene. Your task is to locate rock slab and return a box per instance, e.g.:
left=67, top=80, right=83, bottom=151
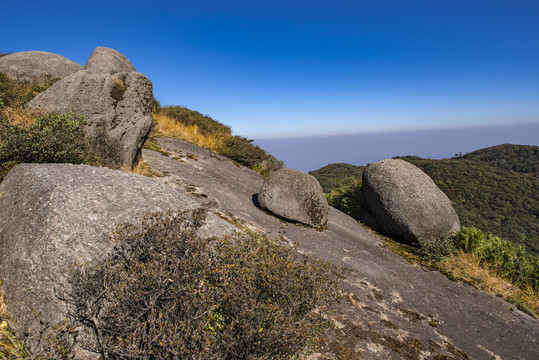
left=362, top=158, right=460, bottom=244
left=0, top=163, right=236, bottom=354
left=258, top=168, right=329, bottom=227
left=26, top=47, right=153, bottom=168
left=0, top=51, right=82, bottom=82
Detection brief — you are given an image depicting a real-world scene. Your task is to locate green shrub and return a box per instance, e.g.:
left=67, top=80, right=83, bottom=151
left=418, top=236, right=457, bottom=262
left=217, top=135, right=283, bottom=175
left=46, top=208, right=344, bottom=359
left=0, top=112, right=90, bottom=181
left=455, top=227, right=539, bottom=289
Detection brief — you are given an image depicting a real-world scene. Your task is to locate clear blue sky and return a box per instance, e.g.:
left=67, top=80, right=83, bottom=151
left=2, top=0, right=538, bottom=140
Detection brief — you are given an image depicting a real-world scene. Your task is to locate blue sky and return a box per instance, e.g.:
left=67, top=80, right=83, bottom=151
left=2, top=0, right=538, bottom=142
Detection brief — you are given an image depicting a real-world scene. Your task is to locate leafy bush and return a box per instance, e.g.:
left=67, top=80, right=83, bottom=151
left=454, top=227, right=539, bottom=289
left=46, top=208, right=344, bottom=359
left=0, top=112, right=91, bottom=181
left=217, top=135, right=283, bottom=175
left=417, top=236, right=457, bottom=262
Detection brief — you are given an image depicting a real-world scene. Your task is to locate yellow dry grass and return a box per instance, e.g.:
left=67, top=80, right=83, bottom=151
left=120, top=159, right=162, bottom=178
left=0, top=105, right=37, bottom=127
left=151, top=113, right=226, bottom=151
left=0, top=281, right=29, bottom=358
left=440, top=251, right=539, bottom=317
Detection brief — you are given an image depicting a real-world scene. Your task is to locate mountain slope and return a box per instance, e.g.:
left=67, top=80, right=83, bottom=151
left=460, top=143, right=538, bottom=175
left=310, top=145, right=539, bottom=257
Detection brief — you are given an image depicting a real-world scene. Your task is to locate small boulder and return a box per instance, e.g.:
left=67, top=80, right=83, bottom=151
left=27, top=63, right=153, bottom=168
left=362, top=159, right=460, bottom=244
left=258, top=168, right=329, bottom=227
left=84, top=46, right=136, bottom=74
left=0, top=51, right=82, bottom=82
left=0, top=163, right=237, bottom=355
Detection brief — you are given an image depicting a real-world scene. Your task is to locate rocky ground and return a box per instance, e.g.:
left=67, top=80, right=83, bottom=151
left=142, top=137, right=539, bottom=360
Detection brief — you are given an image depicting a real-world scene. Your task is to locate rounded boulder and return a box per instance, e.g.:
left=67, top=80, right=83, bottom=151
left=362, top=159, right=460, bottom=244
left=84, top=46, right=136, bottom=74
left=0, top=51, right=82, bottom=81
left=258, top=168, right=329, bottom=227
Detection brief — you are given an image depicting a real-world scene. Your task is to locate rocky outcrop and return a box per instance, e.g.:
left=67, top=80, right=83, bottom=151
left=84, top=46, right=136, bottom=74
left=0, top=51, right=82, bottom=82
left=258, top=168, right=329, bottom=227
left=0, top=163, right=236, bottom=354
left=362, top=158, right=460, bottom=244
left=26, top=47, right=153, bottom=168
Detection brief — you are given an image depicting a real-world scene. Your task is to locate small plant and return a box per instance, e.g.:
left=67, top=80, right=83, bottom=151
left=110, top=77, right=126, bottom=101
left=418, top=235, right=457, bottom=262
left=45, top=208, right=344, bottom=359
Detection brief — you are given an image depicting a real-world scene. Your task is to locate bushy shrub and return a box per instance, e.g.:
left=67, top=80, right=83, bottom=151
left=217, top=135, right=283, bottom=175
left=418, top=236, right=457, bottom=262
left=46, top=208, right=344, bottom=359
left=0, top=112, right=91, bottom=181
left=454, top=227, right=539, bottom=289
left=325, top=179, right=379, bottom=230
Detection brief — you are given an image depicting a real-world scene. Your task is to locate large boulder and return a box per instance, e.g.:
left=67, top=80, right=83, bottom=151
left=0, top=163, right=237, bottom=355
left=258, top=168, right=329, bottom=227
left=0, top=51, right=82, bottom=82
left=362, top=158, right=460, bottom=244
left=26, top=48, right=153, bottom=168
left=84, top=46, right=136, bottom=74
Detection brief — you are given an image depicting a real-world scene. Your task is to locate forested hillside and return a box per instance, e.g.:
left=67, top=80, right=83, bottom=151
left=460, top=143, right=538, bottom=175
left=310, top=145, right=539, bottom=257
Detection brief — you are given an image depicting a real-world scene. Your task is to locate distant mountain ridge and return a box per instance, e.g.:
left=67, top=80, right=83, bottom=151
left=310, top=144, right=539, bottom=257
left=460, top=143, right=538, bottom=175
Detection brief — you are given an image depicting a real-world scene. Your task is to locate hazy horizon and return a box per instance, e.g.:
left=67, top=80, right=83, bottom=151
left=255, top=123, right=539, bottom=172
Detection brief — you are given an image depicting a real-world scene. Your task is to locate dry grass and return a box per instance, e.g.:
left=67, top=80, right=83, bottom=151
left=440, top=251, right=539, bottom=317
left=151, top=113, right=225, bottom=151
left=0, top=105, right=38, bottom=127
left=120, top=159, right=162, bottom=177
left=0, top=282, right=29, bottom=358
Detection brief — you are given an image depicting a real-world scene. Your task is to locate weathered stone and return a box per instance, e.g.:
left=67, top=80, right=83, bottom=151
left=362, top=158, right=460, bottom=244
left=0, top=51, right=82, bottom=82
left=0, top=163, right=236, bottom=355
left=84, top=46, right=136, bottom=74
left=258, top=168, right=329, bottom=227
left=26, top=69, right=153, bottom=168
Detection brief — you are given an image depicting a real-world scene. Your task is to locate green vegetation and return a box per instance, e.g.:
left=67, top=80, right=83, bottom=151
left=420, top=227, right=539, bottom=289
left=0, top=112, right=91, bottom=181
left=158, top=105, right=232, bottom=137
left=43, top=208, right=343, bottom=359
left=151, top=106, right=283, bottom=177
left=399, top=155, right=538, bottom=257
left=309, top=163, right=364, bottom=193
left=460, top=143, right=538, bottom=175
left=310, top=147, right=538, bottom=258
left=0, top=72, right=57, bottom=109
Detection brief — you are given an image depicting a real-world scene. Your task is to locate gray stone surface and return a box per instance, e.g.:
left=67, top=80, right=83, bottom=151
left=26, top=69, right=153, bottom=168
left=84, top=46, right=136, bottom=74
left=0, top=51, right=82, bottom=81
left=258, top=168, right=329, bottom=227
left=0, top=163, right=236, bottom=355
left=140, top=138, right=538, bottom=360
left=362, top=158, right=461, bottom=244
